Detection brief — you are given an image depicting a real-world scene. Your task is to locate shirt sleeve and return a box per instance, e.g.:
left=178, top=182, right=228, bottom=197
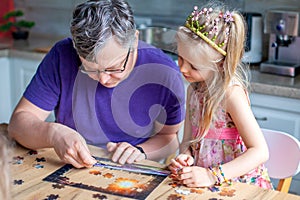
left=23, top=44, right=61, bottom=111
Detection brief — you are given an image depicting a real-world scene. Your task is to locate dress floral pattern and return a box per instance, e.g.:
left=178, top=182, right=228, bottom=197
left=188, top=82, right=273, bottom=189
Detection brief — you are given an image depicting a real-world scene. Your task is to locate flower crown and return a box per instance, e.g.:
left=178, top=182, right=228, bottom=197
left=185, top=6, right=234, bottom=56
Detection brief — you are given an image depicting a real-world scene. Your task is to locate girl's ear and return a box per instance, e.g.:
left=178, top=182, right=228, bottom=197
left=217, top=60, right=225, bottom=71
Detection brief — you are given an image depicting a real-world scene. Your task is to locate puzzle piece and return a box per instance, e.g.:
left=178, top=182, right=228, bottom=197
left=33, top=163, right=44, bottom=169
left=219, top=188, right=236, bottom=197
left=13, top=179, right=24, bottom=185
left=89, top=169, right=102, bottom=175
left=175, top=188, right=191, bottom=195
left=52, top=184, right=65, bottom=189
left=208, top=186, right=220, bottom=192
left=102, top=172, right=114, bottom=178
left=92, top=194, right=108, bottom=199
left=12, top=156, right=24, bottom=164
left=27, top=150, right=38, bottom=155
left=44, top=194, right=59, bottom=200
left=168, top=180, right=182, bottom=188
left=190, top=188, right=204, bottom=194
left=167, top=194, right=185, bottom=200
left=36, top=157, right=46, bottom=162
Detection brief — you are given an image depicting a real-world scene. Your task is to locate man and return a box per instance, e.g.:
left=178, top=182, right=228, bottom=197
left=8, top=0, right=185, bottom=168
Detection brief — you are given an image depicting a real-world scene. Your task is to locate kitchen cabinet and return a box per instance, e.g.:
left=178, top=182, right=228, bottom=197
left=9, top=55, right=55, bottom=122
left=0, top=53, right=47, bottom=123
left=250, top=93, right=300, bottom=140
left=10, top=57, right=40, bottom=110
left=250, top=92, right=300, bottom=195
left=0, top=56, right=12, bottom=123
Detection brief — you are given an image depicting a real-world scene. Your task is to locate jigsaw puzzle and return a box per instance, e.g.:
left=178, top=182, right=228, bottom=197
left=43, top=157, right=169, bottom=199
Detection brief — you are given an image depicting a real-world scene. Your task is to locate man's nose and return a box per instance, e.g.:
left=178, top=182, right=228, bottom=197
left=98, top=73, right=111, bottom=84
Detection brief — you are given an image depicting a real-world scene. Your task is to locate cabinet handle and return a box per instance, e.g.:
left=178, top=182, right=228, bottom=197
left=255, top=116, right=267, bottom=121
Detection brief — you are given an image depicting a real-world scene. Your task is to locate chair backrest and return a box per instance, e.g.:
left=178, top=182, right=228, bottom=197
left=262, top=128, right=300, bottom=193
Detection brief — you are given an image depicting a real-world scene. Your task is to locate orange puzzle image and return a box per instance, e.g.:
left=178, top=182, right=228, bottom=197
left=43, top=157, right=168, bottom=199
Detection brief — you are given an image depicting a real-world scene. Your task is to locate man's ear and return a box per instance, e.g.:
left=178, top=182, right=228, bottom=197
left=135, top=29, right=139, bottom=38
left=134, top=30, right=139, bottom=47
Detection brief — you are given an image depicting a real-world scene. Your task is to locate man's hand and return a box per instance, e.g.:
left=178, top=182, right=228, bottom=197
left=106, top=142, right=146, bottom=164
left=50, top=124, right=97, bottom=168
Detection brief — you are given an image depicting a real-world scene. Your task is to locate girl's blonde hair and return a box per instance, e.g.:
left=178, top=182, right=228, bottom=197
left=0, top=123, right=12, bottom=200
left=177, top=2, right=250, bottom=140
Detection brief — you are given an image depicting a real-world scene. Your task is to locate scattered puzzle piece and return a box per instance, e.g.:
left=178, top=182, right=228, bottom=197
left=13, top=179, right=24, bottom=185
left=219, top=188, right=236, bottom=197
left=12, top=156, right=24, bottom=164
left=168, top=180, right=181, bottom=188
left=167, top=194, right=185, bottom=200
left=190, top=188, right=204, bottom=194
left=52, top=184, right=65, bottom=189
left=92, top=194, right=108, bottom=199
left=175, top=188, right=191, bottom=195
left=208, top=186, right=220, bottom=192
left=33, top=163, right=44, bottom=169
left=36, top=157, right=46, bottom=162
left=27, top=150, right=38, bottom=155
left=44, top=194, right=59, bottom=200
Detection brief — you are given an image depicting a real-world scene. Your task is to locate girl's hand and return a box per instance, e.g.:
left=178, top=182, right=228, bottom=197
left=177, top=166, right=216, bottom=187
left=168, top=154, right=194, bottom=175
left=106, top=142, right=146, bottom=164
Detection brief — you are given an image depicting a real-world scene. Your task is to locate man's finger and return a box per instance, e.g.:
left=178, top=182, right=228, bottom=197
left=106, top=142, right=118, bottom=152
left=77, top=144, right=97, bottom=167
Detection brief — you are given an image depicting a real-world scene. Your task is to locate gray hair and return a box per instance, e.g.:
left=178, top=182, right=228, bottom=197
left=70, top=0, right=136, bottom=62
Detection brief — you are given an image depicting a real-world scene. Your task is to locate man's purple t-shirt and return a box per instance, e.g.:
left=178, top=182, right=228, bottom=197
left=24, top=38, right=185, bottom=148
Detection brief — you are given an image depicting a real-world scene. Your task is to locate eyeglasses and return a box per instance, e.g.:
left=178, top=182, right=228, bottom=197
left=80, top=48, right=131, bottom=75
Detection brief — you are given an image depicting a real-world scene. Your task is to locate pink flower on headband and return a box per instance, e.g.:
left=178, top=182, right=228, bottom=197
left=223, top=11, right=234, bottom=23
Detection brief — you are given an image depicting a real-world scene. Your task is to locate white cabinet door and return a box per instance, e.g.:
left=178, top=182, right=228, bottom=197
left=10, top=56, right=55, bottom=122
left=250, top=93, right=300, bottom=195
left=250, top=93, right=300, bottom=140
left=10, top=57, right=40, bottom=110
left=0, top=57, right=12, bottom=123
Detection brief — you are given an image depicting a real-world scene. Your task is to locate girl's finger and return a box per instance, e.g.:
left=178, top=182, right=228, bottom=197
left=171, top=158, right=183, bottom=168
left=186, top=156, right=194, bottom=166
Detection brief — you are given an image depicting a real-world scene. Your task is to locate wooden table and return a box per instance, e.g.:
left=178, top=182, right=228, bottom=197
left=10, top=144, right=300, bottom=200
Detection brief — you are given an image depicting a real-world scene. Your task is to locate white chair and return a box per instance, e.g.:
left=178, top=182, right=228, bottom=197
left=262, top=128, right=300, bottom=193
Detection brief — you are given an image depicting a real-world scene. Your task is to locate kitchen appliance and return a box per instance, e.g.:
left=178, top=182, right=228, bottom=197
left=138, top=26, right=176, bottom=53
left=242, top=12, right=263, bottom=64
left=260, top=9, right=300, bottom=77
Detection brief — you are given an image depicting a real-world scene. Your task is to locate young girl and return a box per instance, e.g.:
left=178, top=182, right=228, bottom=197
left=168, top=2, right=273, bottom=189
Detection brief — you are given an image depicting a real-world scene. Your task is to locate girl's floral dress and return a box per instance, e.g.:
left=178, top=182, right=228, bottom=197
left=188, top=82, right=273, bottom=189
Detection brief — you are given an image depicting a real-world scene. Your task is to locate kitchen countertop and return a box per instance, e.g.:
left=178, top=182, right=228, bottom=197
left=250, top=66, right=300, bottom=99
left=1, top=35, right=300, bottom=99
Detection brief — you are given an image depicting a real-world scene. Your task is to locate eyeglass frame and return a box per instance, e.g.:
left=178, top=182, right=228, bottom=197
left=79, top=48, right=131, bottom=75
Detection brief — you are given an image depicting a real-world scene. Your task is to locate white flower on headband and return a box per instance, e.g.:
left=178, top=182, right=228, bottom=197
left=223, top=11, right=234, bottom=23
